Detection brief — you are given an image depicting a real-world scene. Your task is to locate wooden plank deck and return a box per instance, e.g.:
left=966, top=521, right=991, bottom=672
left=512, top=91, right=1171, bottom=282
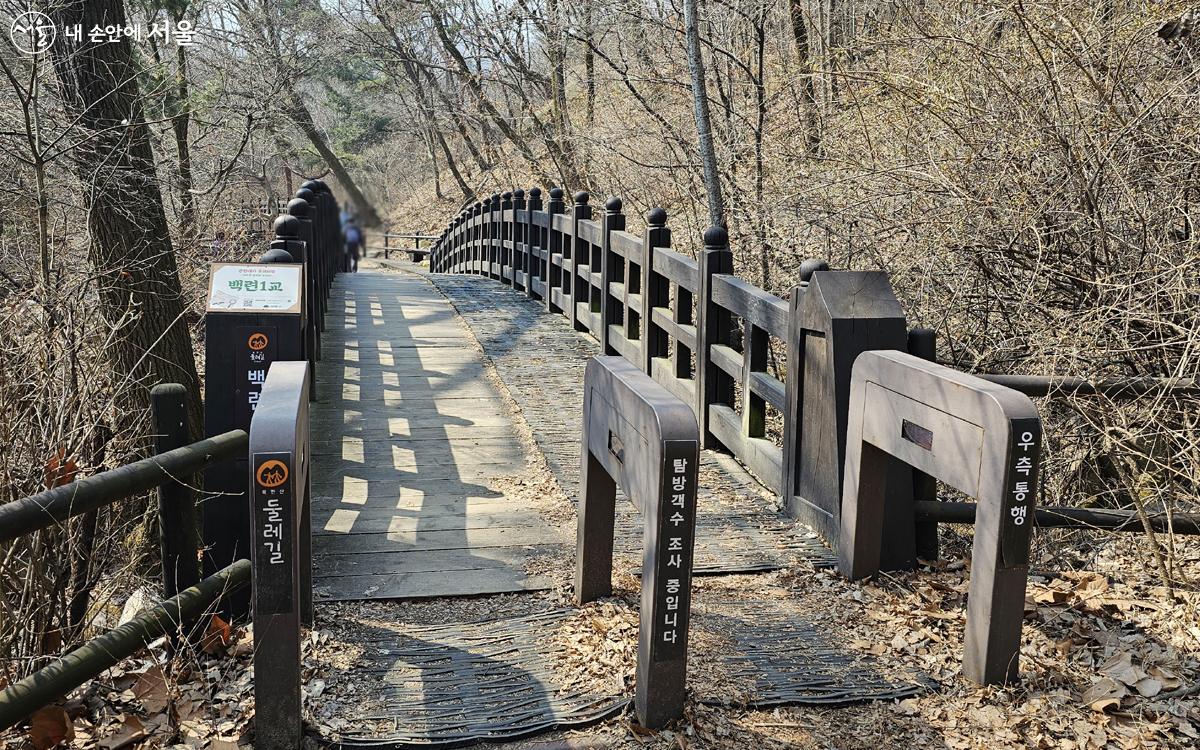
left=311, top=271, right=565, bottom=602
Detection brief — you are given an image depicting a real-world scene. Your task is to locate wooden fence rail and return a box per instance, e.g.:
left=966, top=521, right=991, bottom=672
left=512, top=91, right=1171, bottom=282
left=431, top=189, right=913, bottom=557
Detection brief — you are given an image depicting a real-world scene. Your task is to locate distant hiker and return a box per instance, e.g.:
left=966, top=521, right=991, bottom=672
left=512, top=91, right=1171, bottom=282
left=344, top=221, right=363, bottom=272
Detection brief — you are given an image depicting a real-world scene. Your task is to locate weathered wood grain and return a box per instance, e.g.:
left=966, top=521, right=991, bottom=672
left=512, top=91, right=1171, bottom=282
left=311, top=271, right=567, bottom=601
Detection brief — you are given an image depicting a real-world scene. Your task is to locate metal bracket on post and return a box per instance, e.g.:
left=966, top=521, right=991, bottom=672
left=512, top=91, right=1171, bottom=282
left=838, top=350, right=1041, bottom=685
left=248, top=361, right=312, bottom=749
left=575, top=356, right=700, bottom=729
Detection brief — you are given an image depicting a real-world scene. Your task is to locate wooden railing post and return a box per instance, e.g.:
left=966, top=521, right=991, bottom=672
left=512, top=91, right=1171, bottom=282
left=513, top=189, right=526, bottom=291
left=457, top=211, right=464, bottom=272
left=151, top=384, right=199, bottom=610
left=695, top=226, right=734, bottom=448
left=570, top=191, right=591, bottom=333
left=526, top=187, right=543, bottom=301
left=640, top=208, right=671, bottom=375
left=546, top=188, right=566, bottom=313
left=475, top=198, right=487, bottom=275
left=489, top=193, right=502, bottom=280
left=500, top=191, right=513, bottom=285
left=600, top=197, right=626, bottom=355
left=908, top=327, right=939, bottom=562
left=783, top=262, right=908, bottom=546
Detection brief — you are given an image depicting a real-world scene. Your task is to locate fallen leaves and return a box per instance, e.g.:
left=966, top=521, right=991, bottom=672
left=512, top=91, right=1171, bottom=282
left=29, top=706, right=74, bottom=750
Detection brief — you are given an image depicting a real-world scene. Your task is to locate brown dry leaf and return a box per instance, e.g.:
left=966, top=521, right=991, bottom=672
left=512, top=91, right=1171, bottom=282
left=209, top=741, right=240, bottom=750
left=29, top=705, right=74, bottom=750
left=1081, top=677, right=1126, bottom=712
left=201, top=614, right=233, bottom=655
left=133, top=665, right=171, bottom=713
left=1149, top=666, right=1181, bottom=690
left=1098, top=652, right=1147, bottom=687
left=43, top=449, right=79, bottom=489
left=98, top=715, right=147, bottom=750
left=1133, top=677, right=1163, bottom=697
left=1029, top=584, right=1071, bottom=605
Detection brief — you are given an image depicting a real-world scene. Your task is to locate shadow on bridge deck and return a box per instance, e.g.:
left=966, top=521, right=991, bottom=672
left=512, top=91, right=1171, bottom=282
left=309, top=271, right=567, bottom=602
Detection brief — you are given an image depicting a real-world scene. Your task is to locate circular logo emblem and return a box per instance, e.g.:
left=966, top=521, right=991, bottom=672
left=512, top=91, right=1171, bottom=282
left=256, top=459, right=289, bottom=488
left=10, top=12, right=56, bottom=55
left=247, top=332, right=269, bottom=351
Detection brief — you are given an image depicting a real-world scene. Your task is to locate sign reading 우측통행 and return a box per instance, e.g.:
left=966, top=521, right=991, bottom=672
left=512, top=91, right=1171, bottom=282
left=207, top=263, right=303, bottom=313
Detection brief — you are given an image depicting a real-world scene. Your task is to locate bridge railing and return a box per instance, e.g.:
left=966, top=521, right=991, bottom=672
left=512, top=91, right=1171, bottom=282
left=431, top=189, right=912, bottom=549
left=368, top=232, right=440, bottom=261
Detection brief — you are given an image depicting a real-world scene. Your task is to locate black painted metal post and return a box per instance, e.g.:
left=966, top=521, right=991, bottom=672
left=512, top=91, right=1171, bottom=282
left=526, top=187, right=543, bottom=301
left=695, top=227, right=734, bottom=448
left=571, top=192, right=592, bottom=333
left=151, top=384, right=199, bottom=610
left=546, top=188, right=566, bottom=313
left=600, top=197, right=625, bottom=355
left=640, top=208, right=670, bottom=376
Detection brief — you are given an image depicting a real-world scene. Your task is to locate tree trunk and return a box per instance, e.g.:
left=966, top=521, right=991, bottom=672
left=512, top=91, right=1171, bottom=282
left=285, top=89, right=383, bottom=227
left=48, top=0, right=203, bottom=440
left=788, top=0, right=822, bottom=154
left=683, top=0, right=726, bottom=228
left=171, top=8, right=196, bottom=241
left=426, top=126, right=443, bottom=199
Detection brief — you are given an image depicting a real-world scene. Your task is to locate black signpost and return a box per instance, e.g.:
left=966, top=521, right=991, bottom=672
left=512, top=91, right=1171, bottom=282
left=248, top=361, right=311, bottom=749
left=575, top=356, right=700, bottom=729
left=203, top=259, right=305, bottom=619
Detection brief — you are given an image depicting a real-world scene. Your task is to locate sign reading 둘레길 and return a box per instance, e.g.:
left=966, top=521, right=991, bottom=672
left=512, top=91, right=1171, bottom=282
left=207, top=263, right=303, bottom=313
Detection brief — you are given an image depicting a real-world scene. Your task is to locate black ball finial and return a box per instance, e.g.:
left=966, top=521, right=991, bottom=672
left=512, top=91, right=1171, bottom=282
left=295, top=187, right=315, bottom=203
left=502, top=191, right=512, bottom=199
left=311, top=179, right=330, bottom=193
left=287, top=198, right=309, bottom=217
left=605, top=196, right=623, bottom=213
left=260, top=248, right=295, bottom=263
left=514, top=188, right=525, bottom=198
left=529, top=187, right=542, bottom=197
left=646, top=207, right=667, bottom=227
left=703, top=225, right=728, bottom=248
left=549, top=187, right=564, bottom=200
left=573, top=191, right=589, bottom=205
left=799, top=258, right=830, bottom=282
left=274, top=214, right=301, bottom=239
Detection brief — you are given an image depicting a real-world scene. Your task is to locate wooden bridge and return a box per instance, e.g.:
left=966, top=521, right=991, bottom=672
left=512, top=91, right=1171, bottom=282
left=6, top=182, right=1196, bottom=749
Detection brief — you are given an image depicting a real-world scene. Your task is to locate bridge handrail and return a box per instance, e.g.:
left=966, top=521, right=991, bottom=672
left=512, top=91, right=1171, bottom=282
left=0, top=430, right=245, bottom=543
left=428, top=188, right=911, bottom=544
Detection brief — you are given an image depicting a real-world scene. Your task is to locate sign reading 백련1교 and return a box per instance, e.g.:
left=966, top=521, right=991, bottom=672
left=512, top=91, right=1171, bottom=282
left=207, top=263, right=303, bottom=313
left=203, top=261, right=305, bottom=620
